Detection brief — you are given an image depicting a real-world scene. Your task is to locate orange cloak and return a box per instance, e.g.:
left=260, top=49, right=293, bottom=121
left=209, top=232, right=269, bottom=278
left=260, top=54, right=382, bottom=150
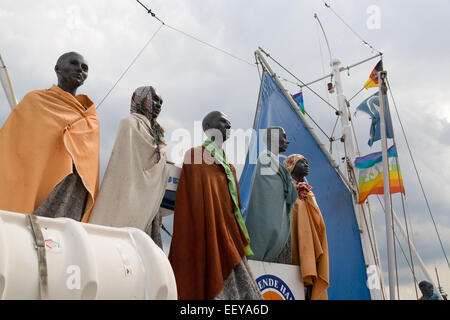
left=0, top=85, right=100, bottom=221
left=168, top=146, right=249, bottom=300
left=291, top=191, right=330, bottom=300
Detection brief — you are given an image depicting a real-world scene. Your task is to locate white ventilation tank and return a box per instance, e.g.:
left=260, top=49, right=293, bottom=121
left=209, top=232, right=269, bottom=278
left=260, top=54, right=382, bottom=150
left=0, top=210, right=177, bottom=300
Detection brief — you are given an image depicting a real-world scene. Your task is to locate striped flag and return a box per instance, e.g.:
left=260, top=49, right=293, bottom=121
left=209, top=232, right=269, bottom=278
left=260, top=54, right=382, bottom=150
left=354, top=145, right=405, bottom=204
left=363, top=60, right=383, bottom=89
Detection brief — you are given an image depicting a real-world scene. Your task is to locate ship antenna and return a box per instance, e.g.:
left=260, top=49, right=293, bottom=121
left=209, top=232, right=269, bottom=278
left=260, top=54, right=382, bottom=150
left=314, top=13, right=332, bottom=64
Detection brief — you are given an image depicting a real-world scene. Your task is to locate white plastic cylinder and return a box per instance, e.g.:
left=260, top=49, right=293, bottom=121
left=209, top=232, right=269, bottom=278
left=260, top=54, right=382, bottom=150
left=0, top=210, right=177, bottom=300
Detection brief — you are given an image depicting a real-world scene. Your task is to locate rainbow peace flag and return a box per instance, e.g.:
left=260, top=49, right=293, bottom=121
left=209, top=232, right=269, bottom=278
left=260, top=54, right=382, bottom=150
left=354, top=145, right=405, bottom=204
left=292, top=91, right=306, bottom=116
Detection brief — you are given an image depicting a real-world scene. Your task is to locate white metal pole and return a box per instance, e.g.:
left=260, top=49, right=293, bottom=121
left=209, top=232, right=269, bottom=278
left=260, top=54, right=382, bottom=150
left=332, top=59, right=385, bottom=300
left=391, top=210, right=442, bottom=299
left=332, top=59, right=358, bottom=162
left=0, top=55, right=17, bottom=110
left=378, top=70, right=396, bottom=300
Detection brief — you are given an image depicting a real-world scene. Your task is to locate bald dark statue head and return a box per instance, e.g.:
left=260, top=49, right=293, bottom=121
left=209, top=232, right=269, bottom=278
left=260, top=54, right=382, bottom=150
left=263, top=126, right=289, bottom=155
left=419, top=281, right=435, bottom=300
left=54, top=52, right=88, bottom=96
left=202, top=111, right=231, bottom=148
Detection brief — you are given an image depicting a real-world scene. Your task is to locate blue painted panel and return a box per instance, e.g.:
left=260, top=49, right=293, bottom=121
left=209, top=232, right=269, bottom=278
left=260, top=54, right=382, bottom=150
left=239, top=72, right=371, bottom=300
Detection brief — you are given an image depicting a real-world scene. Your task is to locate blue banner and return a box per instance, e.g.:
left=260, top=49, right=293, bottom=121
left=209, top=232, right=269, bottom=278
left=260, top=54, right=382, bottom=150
left=239, top=72, right=371, bottom=300
left=355, top=91, right=393, bottom=147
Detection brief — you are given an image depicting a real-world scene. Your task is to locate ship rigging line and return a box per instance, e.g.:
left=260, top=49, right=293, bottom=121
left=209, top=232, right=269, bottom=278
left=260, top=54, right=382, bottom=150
left=360, top=203, right=387, bottom=299
left=348, top=86, right=366, bottom=103
left=321, top=1, right=381, bottom=55
left=276, top=75, right=336, bottom=143
left=386, top=78, right=450, bottom=269
left=297, top=53, right=382, bottom=90
left=379, top=71, right=420, bottom=298
left=377, top=195, right=420, bottom=299
left=258, top=47, right=339, bottom=113
left=365, top=199, right=387, bottom=299
left=342, top=132, right=389, bottom=299
left=314, top=13, right=332, bottom=63
left=136, top=0, right=255, bottom=67
left=393, top=152, right=420, bottom=298
left=348, top=102, right=387, bottom=298
left=260, top=49, right=382, bottom=154
left=303, top=109, right=332, bottom=141
left=394, top=231, right=418, bottom=286
left=98, top=0, right=258, bottom=109
left=96, top=23, right=164, bottom=109
left=164, top=24, right=255, bottom=68
left=315, top=14, right=328, bottom=89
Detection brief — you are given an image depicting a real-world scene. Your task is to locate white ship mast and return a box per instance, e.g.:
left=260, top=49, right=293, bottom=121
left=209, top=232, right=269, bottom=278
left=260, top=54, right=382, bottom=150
left=377, top=70, right=443, bottom=300
left=0, top=55, right=17, bottom=110
left=331, top=58, right=385, bottom=300
left=377, top=70, right=397, bottom=300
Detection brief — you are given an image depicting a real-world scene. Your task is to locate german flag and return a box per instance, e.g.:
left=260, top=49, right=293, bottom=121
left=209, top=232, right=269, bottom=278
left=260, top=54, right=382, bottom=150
left=364, top=60, right=383, bottom=89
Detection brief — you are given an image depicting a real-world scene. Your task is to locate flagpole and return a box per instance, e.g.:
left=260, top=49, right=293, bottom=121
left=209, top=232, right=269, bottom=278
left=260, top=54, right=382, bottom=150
left=332, top=59, right=385, bottom=300
left=0, top=54, right=17, bottom=110
left=378, top=70, right=396, bottom=300
left=391, top=209, right=442, bottom=299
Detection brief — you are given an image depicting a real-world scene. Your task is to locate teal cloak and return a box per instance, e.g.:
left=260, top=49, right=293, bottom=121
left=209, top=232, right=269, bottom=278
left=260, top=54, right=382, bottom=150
left=245, top=151, right=298, bottom=262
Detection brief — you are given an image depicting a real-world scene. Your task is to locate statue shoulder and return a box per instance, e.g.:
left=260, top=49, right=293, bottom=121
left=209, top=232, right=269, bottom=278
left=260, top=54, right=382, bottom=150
left=11, top=89, right=48, bottom=112
left=121, top=114, right=137, bottom=126
left=182, top=146, right=203, bottom=165
left=21, top=89, right=46, bottom=101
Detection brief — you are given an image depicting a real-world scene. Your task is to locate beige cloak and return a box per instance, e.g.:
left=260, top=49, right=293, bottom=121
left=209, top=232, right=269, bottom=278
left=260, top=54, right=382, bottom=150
left=89, top=113, right=168, bottom=230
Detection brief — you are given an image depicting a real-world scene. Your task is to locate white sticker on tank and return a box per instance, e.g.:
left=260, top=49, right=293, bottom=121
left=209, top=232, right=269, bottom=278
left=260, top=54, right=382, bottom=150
left=43, top=233, right=62, bottom=253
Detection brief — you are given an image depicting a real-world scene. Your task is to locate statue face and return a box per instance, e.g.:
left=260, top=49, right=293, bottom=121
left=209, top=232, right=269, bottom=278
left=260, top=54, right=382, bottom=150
left=295, top=158, right=309, bottom=175
left=55, top=52, right=88, bottom=90
left=150, top=87, right=163, bottom=119
left=291, top=157, right=309, bottom=181
left=266, top=127, right=289, bottom=153
left=204, top=112, right=231, bottom=144
left=278, top=128, right=289, bottom=153
left=419, top=281, right=434, bottom=298
left=217, top=113, right=232, bottom=142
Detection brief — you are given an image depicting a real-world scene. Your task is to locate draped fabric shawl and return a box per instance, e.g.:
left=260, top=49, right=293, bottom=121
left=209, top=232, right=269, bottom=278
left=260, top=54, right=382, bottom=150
left=245, top=151, right=298, bottom=262
left=168, top=146, right=249, bottom=300
left=88, top=113, right=169, bottom=229
left=202, top=139, right=253, bottom=255
left=130, top=86, right=165, bottom=162
left=0, top=85, right=99, bottom=221
left=291, top=190, right=329, bottom=300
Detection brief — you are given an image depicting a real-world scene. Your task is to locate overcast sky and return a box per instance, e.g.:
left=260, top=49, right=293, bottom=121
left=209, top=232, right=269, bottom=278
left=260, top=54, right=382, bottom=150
left=1, top=0, right=449, bottom=300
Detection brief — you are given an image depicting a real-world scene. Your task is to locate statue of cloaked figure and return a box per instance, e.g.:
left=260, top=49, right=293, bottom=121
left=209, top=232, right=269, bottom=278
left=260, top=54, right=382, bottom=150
left=418, top=280, right=439, bottom=300
left=0, top=52, right=100, bottom=222
left=245, top=127, right=298, bottom=263
left=169, top=111, right=262, bottom=300
left=283, top=154, right=329, bottom=300
left=89, top=86, right=169, bottom=248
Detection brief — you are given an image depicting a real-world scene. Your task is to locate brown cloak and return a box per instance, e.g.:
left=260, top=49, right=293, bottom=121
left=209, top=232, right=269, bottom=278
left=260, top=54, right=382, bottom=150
left=168, top=146, right=249, bottom=300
